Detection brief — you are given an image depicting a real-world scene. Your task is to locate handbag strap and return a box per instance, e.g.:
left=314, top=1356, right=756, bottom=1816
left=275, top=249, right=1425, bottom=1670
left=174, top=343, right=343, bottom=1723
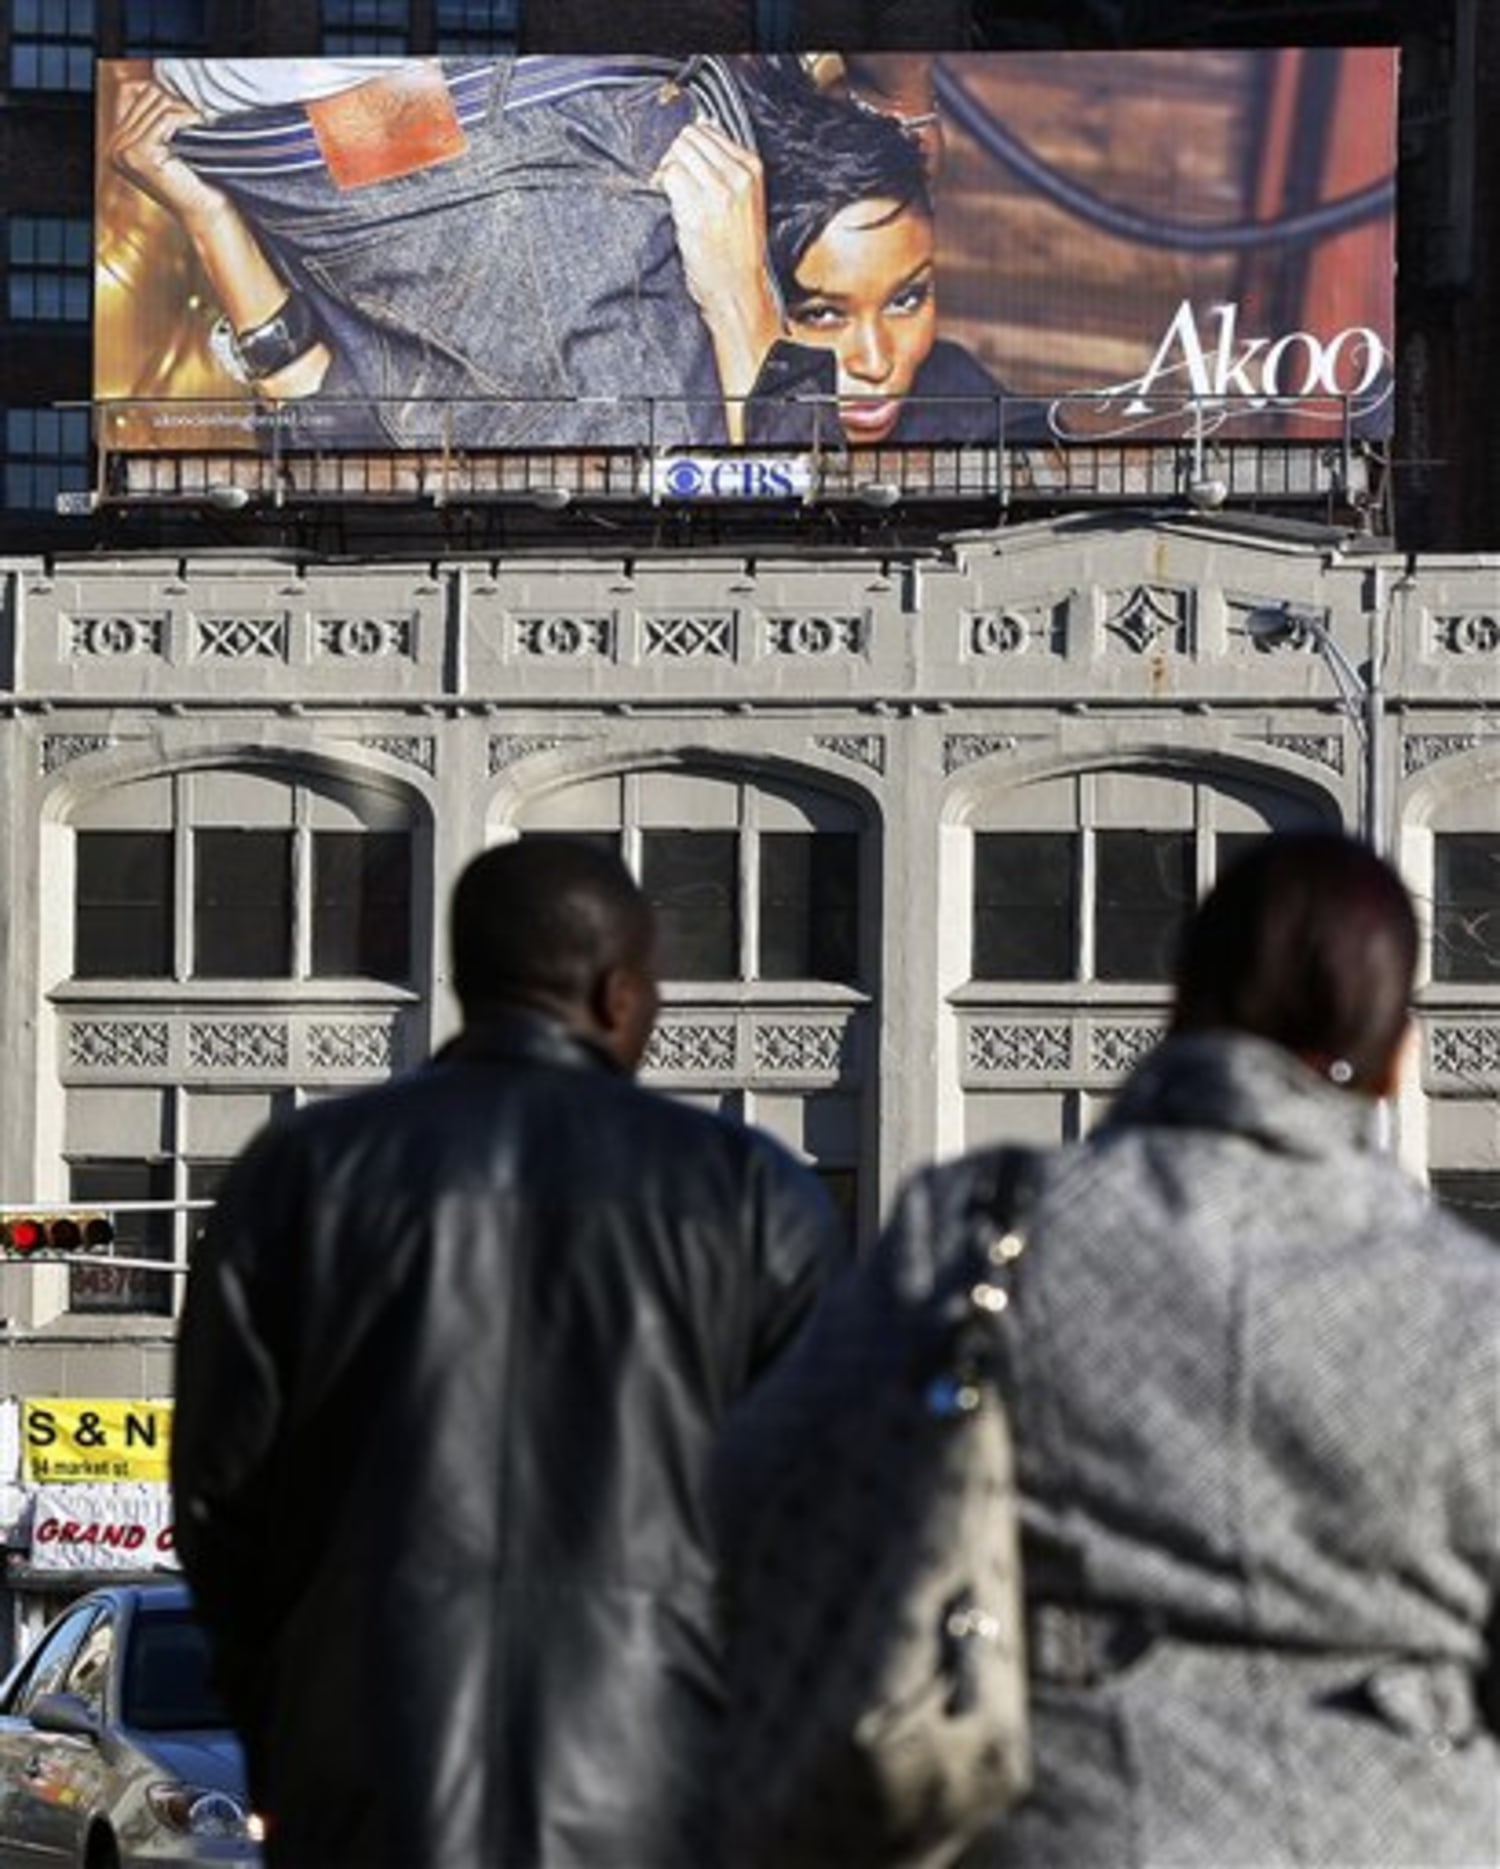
left=931, top=1147, right=1035, bottom=1391
left=964, top=1146, right=1034, bottom=1292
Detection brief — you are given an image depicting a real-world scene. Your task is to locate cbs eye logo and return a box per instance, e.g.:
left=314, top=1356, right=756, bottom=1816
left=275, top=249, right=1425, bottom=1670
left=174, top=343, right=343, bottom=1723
left=661, top=460, right=706, bottom=497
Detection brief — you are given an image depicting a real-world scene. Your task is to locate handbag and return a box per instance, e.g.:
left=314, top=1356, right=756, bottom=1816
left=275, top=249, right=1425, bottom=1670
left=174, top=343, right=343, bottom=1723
left=720, top=1148, right=1034, bottom=1869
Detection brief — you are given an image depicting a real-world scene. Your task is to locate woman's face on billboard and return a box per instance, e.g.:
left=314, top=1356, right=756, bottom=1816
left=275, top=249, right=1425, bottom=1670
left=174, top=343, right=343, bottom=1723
left=786, top=199, right=938, bottom=446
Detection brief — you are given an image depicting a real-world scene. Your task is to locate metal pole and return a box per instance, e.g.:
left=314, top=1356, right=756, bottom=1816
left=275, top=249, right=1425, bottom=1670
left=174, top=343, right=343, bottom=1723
left=1364, top=566, right=1387, bottom=858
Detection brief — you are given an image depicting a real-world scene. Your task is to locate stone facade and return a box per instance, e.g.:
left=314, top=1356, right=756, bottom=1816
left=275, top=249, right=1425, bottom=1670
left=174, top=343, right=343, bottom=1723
left=3, top=513, right=1500, bottom=1388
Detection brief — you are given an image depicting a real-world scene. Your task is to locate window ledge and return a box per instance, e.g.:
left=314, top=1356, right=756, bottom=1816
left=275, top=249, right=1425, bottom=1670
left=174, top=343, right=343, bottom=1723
left=947, top=982, right=1175, bottom=1007
left=49, top=980, right=421, bottom=1007
left=657, top=981, right=872, bottom=1009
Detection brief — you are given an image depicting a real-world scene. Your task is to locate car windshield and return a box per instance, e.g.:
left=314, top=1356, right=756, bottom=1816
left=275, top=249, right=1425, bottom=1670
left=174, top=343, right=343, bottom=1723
left=121, top=1608, right=229, bottom=1731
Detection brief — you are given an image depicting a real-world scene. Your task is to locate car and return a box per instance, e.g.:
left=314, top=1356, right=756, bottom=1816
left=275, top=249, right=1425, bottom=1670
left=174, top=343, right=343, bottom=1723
left=0, top=1579, right=262, bottom=1868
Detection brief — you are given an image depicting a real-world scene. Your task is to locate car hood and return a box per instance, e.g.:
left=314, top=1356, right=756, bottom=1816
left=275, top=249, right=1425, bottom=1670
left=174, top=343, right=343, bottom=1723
left=130, top=1727, right=248, bottom=1794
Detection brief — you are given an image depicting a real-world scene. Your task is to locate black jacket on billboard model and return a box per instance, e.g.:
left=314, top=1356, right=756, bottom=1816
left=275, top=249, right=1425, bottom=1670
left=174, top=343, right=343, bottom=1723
left=747, top=335, right=1051, bottom=446
left=171, top=1010, right=841, bottom=1869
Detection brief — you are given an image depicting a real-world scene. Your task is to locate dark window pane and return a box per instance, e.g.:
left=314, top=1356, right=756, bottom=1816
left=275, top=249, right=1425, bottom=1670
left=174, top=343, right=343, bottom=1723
left=760, top=832, right=860, bottom=984
left=194, top=829, right=291, bottom=978
left=973, top=833, right=1075, bottom=981
left=75, top=831, right=172, bottom=979
left=69, top=1160, right=173, bottom=1317
left=642, top=831, right=738, bottom=980
left=1430, top=1172, right=1500, bottom=1248
left=312, top=831, right=411, bottom=982
left=524, top=830, right=621, bottom=858
left=435, top=0, right=519, bottom=48
left=1433, top=834, right=1500, bottom=983
left=122, top=0, right=209, bottom=53
left=1095, top=831, right=1194, bottom=982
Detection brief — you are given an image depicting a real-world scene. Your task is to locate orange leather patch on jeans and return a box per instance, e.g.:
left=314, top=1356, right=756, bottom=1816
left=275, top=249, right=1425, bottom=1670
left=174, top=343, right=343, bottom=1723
left=307, top=64, right=469, bottom=190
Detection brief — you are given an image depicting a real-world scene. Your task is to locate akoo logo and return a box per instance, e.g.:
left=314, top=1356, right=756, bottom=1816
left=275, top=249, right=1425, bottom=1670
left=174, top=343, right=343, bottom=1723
left=1052, top=300, right=1393, bottom=438
left=647, top=457, right=813, bottom=501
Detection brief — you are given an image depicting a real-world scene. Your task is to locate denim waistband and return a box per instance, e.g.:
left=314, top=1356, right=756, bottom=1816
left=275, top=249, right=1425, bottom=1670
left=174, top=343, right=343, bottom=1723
left=171, top=55, right=751, bottom=179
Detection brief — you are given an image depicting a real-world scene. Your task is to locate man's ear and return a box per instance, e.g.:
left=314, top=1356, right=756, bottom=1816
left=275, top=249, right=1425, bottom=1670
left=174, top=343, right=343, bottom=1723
left=591, top=963, right=658, bottom=1072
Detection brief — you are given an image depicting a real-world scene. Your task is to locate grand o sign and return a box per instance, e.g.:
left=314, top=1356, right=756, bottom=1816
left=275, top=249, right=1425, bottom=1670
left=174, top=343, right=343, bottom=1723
left=28, top=1483, right=178, bottom=1573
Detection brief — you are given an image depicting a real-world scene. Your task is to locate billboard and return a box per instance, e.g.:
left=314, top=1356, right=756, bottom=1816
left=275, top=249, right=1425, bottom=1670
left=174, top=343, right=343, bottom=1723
left=94, top=50, right=1396, bottom=455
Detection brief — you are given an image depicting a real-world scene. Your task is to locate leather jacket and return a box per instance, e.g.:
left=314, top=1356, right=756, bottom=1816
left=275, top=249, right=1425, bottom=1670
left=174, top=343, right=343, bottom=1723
left=172, top=1010, right=841, bottom=1867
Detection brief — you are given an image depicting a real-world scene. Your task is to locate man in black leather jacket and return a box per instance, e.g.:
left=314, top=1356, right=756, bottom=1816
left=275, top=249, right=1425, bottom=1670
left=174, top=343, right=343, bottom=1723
left=171, top=838, right=842, bottom=1868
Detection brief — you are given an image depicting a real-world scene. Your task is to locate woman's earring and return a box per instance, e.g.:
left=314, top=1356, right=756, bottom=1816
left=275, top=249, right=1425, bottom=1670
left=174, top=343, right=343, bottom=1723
left=1327, top=1059, right=1355, bottom=1086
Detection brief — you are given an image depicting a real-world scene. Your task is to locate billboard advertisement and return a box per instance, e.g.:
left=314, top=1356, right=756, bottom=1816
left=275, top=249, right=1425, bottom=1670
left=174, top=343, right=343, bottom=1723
left=94, top=50, right=1396, bottom=455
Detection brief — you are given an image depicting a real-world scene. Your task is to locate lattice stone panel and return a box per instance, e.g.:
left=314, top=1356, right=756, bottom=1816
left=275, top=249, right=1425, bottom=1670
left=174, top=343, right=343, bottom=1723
left=69, top=614, right=166, bottom=658
left=67, top=1020, right=171, bottom=1071
left=186, top=1022, right=291, bottom=1071
left=752, top=1022, right=847, bottom=1077
left=764, top=613, right=864, bottom=656
left=966, top=1023, right=1073, bottom=1075
left=1089, top=1023, right=1165, bottom=1076
left=1429, top=1024, right=1500, bottom=1081
left=643, top=1022, right=738, bottom=1075
left=642, top=613, right=734, bottom=658
left=194, top=615, right=288, bottom=659
left=306, top=1022, right=396, bottom=1073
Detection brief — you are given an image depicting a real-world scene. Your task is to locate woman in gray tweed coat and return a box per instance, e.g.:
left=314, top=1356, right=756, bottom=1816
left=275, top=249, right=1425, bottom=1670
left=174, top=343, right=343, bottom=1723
left=724, top=832, right=1500, bottom=1867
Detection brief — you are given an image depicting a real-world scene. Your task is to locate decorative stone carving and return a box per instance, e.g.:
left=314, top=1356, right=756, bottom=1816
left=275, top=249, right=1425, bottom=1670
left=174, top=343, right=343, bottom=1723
left=315, top=616, right=413, bottom=658
left=1267, top=733, right=1345, bottom=773
left=643, top=613, right=734, bottom=658
left=1107, top=585, right=1188, bottom=654
left=642, top=1023, right=737, bottom=1074
left=1089, top=1023, right=1164, bottom=1076
left=69, top=614, right=165, bottom=658
left=514, top=614, right=612, bottom=658
left=487, top=734, right=576, bottom=774
left=814, top=733, right=885, bottom=773
left=969, top=611, right=1030, bottom=656
left=943, top=734, right=1018, bottom=775
left=306, top=1022, right=395, bottom=1072
left=195, top=615, right=287, bottom=659
left=1430, top=1024, right=1500, bottom=1079
left=765, top=613, right=864, bottom=656
left=362, top=734, right=436, bottom=772
left=186, top=1021, right=289, bottom=1071
left=42, top=734, right=113, bottom=774
left=67, top=1020, right=170, bottom=1070
left=1404, top=733, right=1482, bottom=776
left=1434, top=613, right=1500, bottom=656
left=753, top=1023, right=845, bottom=1075
left=966, top=1022, right=1072, bottom=1074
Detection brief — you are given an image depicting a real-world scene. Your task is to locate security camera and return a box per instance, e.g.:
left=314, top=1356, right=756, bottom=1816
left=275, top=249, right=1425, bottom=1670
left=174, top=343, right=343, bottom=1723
left=1187, top=477, right=1229, bottom=512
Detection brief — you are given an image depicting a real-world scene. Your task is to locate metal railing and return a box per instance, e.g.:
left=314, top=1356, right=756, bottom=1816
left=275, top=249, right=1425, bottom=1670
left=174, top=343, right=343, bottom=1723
left=76, top=390, right=1381, bottom=522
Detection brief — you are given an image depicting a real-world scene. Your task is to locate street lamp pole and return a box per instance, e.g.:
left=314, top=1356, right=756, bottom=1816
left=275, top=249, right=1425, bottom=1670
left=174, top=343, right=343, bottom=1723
left=1247, top=594, right=1383, bottom=854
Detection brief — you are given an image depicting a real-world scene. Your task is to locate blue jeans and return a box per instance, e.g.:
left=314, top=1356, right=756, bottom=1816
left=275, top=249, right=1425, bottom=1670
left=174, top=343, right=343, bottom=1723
left=177, top=62, right=729, bottom=449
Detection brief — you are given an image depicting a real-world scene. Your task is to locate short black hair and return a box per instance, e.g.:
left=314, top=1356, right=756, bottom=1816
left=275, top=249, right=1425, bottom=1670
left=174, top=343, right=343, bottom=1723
left=449, top=839, right=654, bottom=1018
left=742, top=63, right=932, bottom=299
left=1172, top=831, right=1417, bottom=1091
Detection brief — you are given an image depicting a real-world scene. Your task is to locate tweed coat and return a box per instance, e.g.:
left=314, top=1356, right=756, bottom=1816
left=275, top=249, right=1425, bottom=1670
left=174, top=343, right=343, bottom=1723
left=720, top=1030, right=1500, bottom=1868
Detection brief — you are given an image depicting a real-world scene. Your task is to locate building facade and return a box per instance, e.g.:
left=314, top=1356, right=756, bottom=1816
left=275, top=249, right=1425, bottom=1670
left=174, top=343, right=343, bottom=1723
left=5, top=516, right=1500, bottom=1293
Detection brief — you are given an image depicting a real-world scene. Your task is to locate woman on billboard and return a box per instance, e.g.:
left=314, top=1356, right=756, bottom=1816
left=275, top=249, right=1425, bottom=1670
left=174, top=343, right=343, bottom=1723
left=656, top=62, right=1025, bottom=448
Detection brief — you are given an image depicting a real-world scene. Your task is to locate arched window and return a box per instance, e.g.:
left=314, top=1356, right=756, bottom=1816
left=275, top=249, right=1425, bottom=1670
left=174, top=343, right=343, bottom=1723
left=70, top=768, right=414, bottom=986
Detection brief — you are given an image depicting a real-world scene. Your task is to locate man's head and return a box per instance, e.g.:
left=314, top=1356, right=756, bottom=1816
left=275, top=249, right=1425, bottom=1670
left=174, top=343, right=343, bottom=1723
left=450, top=839, right=659, bottom=1073
left=1171, top=831, right=1418, bottom=1097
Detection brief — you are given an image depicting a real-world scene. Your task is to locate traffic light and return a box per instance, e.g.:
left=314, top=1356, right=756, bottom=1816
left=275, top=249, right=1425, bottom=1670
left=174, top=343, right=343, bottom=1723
left=0, top=1213, right=115, bottom=1257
